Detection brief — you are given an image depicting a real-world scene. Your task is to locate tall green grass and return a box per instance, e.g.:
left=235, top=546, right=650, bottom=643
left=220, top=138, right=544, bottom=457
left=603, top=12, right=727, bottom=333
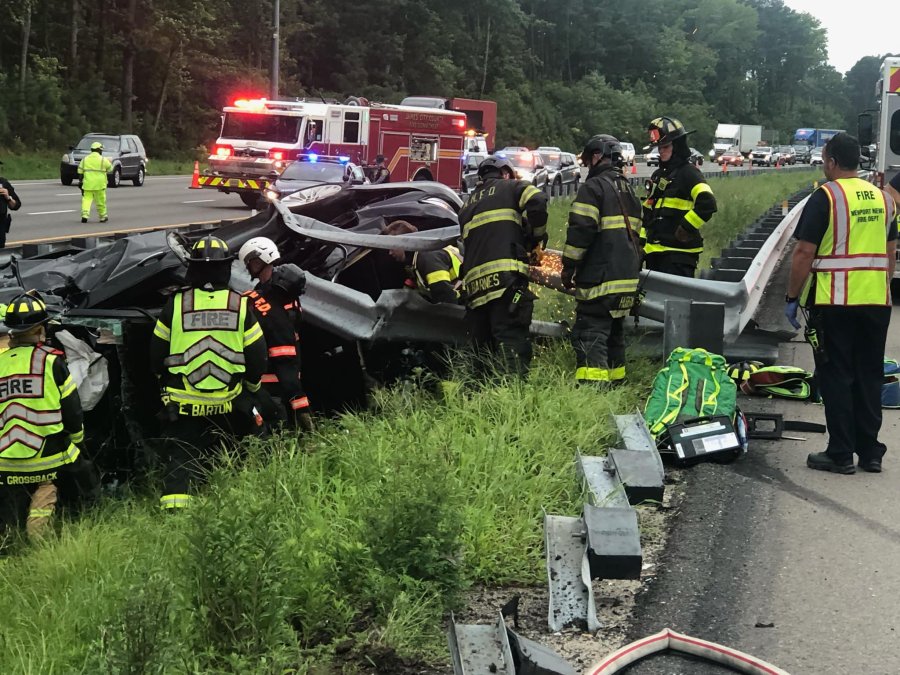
left=0, top=344, right=653, bottom=673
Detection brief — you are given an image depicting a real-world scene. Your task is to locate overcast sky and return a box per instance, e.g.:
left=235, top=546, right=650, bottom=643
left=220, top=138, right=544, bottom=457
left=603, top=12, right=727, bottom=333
left=783, top=0, right=896, bottom=74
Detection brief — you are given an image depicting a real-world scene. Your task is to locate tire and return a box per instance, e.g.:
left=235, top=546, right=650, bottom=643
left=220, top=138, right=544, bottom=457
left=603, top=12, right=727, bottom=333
left=239, top=192, right=261, bottom=208
left=108, top=166, right=122, bottom=188
left=132, top=166, right=145, bottom=187
left=61, top=175, right=73, bottom=186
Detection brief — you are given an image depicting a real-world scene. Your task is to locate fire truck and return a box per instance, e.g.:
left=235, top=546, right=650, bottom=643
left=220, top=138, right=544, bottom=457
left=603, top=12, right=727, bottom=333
left=198, top=96, right=470, bottom=206
left=859, top=56, right=900, bottom=189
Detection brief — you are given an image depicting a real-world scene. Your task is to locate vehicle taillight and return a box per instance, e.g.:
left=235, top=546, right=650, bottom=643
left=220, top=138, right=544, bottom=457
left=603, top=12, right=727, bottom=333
left=454, top=118, right=466, bottom=128
left=213, top=144, right=233, bottom=158
left=268, top=148, right=291, bottom=161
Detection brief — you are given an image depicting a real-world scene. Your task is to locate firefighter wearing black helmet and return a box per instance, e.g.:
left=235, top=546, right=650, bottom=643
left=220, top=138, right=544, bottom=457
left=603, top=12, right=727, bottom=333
left=0, top=292, right=98, bottom=541
left=458, top=155, right=548, bottom=376
left=641, top=116, right=717, bottom=277
left=149, top=235, right=269, bottom=510
left=561, top=135, right=642, bottom=385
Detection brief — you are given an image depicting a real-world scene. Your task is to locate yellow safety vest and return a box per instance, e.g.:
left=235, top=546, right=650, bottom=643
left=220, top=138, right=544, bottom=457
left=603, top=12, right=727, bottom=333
left=802, top=177, right=896, bottom=306
left=163, top=289, right=250, bottom=405
left=0, top=345, right=80, bottom=474
left=78, top=152, right=112, bottom=191
left=413, top=245, right=462, bottom=295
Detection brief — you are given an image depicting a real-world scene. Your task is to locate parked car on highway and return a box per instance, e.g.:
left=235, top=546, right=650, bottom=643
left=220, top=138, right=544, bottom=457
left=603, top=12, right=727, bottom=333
left=620, top=142, right=636, bottom=166
left=809, top=148, right=824, bottom=166
left=771, top=145, right=796, bottom=165
left=500, top=150, right=550, bottom=193
left=751, top=146, right=773, bottom=166
left=792, top=145, right=811, bottom=163
left=265, top=155, right=367, bottom=205
left=646, top=147, right=660, bottom=166
left=539, top=150, right=580, bottom=196
left=500, top=146, right=530, bottom=154
left=461, top=152, right=486, bottom=193
left=718, top=149, right=744, bottom=167
left=60, top=133, right=148, bottom=187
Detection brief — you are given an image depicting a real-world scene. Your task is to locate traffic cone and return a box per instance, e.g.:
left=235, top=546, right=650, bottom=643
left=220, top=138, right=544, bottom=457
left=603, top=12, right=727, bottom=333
left=776, top=159, right=782, bottom=170
left=189, top=161, right=201, bottom=189
left=631, top=162, right=637, bottom=175
left=722, top=161, right=728, bottom=174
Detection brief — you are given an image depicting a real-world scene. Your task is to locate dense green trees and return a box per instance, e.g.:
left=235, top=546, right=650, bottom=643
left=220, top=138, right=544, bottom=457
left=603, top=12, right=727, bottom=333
left=0, top=0, right=889, bottom=156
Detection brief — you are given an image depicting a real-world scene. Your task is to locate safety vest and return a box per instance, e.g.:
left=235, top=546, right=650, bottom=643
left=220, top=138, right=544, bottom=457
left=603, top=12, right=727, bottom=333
left=163, top=289, right=249, bottom=405
left=0, top=345, right=80, bottom=474
left=412, top=245, right=462, bottom=296
left=802, top=177, right=895, bottom=306
left=78, top=152, right=112, bottom=191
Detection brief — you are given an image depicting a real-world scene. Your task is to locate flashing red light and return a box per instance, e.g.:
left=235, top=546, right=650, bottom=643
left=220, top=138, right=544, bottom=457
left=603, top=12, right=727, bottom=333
left=233, top=98, right=267, bottom=111
left=453, top=118, right=466, bottom=128
left=213, top=144, right=234, bottom=158
left=268, top=148, right=291, bottom=161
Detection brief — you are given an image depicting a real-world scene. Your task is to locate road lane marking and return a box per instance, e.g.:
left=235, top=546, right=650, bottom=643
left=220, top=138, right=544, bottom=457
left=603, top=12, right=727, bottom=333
left=27, top=209, right=76, bottom=215
left=56, top=193, right=79, bottom=197
left=183, top=199, right=216, bottom=204
left=8, top=219, right=221, bottom=245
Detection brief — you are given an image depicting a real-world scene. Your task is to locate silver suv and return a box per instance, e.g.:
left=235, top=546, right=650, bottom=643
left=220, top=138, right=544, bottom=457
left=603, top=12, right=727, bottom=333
left=60, top=133, right=148, bottom=187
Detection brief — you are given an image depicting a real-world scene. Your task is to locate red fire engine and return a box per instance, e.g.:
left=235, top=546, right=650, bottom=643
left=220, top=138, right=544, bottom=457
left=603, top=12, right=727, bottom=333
left=199, top=96, right=472, bottom=206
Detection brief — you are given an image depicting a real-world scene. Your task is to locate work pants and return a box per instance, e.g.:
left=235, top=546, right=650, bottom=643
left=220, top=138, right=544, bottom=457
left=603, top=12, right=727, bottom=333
left=645, top=251, right=698, bottom=278
left=81, top=189, right=108, bottom=220
left=813, top=305, right=890, bottom=465
left=466, top=292, right=534, bottom=379
left=159, top=411, right=252, bottom=509
left=570, top=307, right=625, bottom=384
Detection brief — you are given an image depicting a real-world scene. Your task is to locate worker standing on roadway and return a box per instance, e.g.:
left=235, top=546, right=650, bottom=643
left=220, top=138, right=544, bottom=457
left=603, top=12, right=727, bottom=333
left=641, top=116, right=717, bottom=277
left=0, top=293, right=95, bottom=541
left=562, top=135, right=642, bottom=386
left=371, top=155, right=391, bottom=184
left=785, top=133, right=897, bottom=474
left=458, top=155, right=548, bottom=377
left=238, top=237, right=315, bottom=432
left=150, top=235, right=269, bottom=509
left=383, top=220, right=463, bottom=304
left=77, top=142, right=112, bottom=224
left=0, top=171, right=21, bottom=249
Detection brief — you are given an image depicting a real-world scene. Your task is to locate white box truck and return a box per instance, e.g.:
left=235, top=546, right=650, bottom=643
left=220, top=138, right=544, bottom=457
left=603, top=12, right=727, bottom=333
left=709, top=123, right=763, bottom=159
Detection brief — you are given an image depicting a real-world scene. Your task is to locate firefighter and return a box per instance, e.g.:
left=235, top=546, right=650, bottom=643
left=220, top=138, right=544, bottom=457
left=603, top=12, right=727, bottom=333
left=77, top=141, right=113, bottom=224
left=384, top=220, right=463, bottom=304
left=0, top=292, right=95, bottom=541
left=641, top=116, right=717, bottom=277
left=150, top=235, right=269, bottom=510
left=561, top=135, right=642, bottom=385
left=458, top=155, right=548, bottom=377
left=238, top=237, right=314, bottom=432
left=785, top=133, right=898, bottom=474
left=371, top=155, right=391, bottom=184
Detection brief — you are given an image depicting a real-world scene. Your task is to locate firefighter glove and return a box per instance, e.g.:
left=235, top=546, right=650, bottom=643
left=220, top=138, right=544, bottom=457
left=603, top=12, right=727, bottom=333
left=561, top=268, right=575, bottom=290
left=784, top=299, right=801, bottom=329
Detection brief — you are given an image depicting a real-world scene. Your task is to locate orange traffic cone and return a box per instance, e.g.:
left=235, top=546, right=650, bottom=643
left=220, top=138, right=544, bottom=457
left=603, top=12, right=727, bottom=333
left=189, top=161, right=201, bottom=189
left=776, top=159, right=782, bottom=170
left=631, top=162, right=637, bottom=175
left=722, top=161, right=728, bottom=174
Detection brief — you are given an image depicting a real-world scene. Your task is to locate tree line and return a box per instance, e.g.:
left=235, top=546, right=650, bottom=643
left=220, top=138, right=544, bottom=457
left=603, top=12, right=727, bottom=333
left=0, top=0, right=891, bottom=157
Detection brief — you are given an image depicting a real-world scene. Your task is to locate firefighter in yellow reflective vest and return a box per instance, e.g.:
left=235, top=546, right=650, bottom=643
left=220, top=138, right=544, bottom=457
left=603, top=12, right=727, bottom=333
left=0, top=293, right=92, bottom=541
left=458, top=155, right=548, bottom=377
left=77, top=141, right=113, bottom=224
left=786, top=133, right=898, bottom=474
left=383, top=220, right=463, bottom=304
left=150, top=235, right=268, bottom=509
left=562, top=135, right=642, bottom=385
left=640, top=116, right=717, bottom=278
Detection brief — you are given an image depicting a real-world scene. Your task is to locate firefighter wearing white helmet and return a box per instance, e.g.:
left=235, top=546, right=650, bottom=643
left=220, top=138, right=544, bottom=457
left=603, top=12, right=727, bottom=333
left=239, top=237, right=314, bottom=432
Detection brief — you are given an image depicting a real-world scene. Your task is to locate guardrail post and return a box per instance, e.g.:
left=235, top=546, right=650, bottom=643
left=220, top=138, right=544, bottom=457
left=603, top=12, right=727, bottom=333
left=664, top=299, right=724, bottom=356
left=71, top=237, right=99, bottom=249
left=22, top=243, right=53, bottom=257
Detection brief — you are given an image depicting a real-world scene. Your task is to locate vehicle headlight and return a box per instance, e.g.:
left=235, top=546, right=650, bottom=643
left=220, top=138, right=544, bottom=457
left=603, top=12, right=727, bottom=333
left=708, top=150, right=715, bottom=158
left=62, top=154, right=69, bottom=163
left=264, top=189, right=279, bottom=201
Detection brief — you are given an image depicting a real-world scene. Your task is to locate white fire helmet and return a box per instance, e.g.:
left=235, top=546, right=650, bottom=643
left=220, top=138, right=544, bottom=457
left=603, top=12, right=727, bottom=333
left=238, top=237, right=281, bottom=267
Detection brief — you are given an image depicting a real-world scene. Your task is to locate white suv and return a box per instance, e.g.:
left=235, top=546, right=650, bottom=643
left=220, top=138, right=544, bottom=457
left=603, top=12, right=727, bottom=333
left=620, top=142, right=636, bottom=166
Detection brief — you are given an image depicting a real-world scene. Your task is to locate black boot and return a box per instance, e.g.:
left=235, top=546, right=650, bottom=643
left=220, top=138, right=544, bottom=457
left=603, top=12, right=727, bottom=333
left=807, top=451, right=855, bottom=474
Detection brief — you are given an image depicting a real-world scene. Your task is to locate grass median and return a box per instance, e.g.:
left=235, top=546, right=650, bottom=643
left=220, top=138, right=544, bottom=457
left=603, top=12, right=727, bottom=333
left=1, top=152, right=195, bottom=180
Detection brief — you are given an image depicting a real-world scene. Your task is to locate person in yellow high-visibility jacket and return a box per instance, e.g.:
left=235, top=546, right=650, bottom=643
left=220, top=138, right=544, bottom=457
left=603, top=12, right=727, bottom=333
left=77, top=141, right=112, bottom=223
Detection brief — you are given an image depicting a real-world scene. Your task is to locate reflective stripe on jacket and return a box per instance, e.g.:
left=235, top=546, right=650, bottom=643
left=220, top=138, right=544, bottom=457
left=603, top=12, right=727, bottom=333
left=562, top=166, right=642, bottom=317
left=161, top=289, right=259, bottom=404
left=641, top=161, right=716, bottom=256
left=458, top=178, right=548, bottom=308
left=802, top=177, right=895, bottom=306
left=0, top=345, right=80, bottom=473
left=77, top=152, right=113, bottom=191
left=413, top=245, right=462, bottom=302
